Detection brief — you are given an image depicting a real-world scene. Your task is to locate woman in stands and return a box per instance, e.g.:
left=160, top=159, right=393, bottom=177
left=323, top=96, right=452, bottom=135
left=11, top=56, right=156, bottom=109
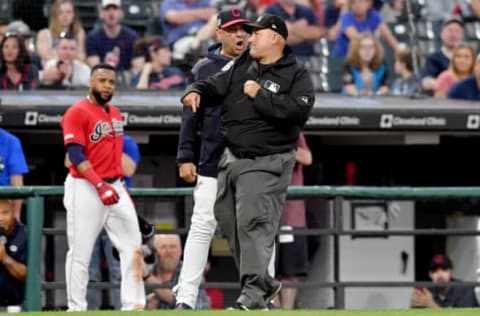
left=434, top=42, right=475, bottom=98
left=36, top=0, right=86, bottom=65
left=342, top=32, right=388, bottom=96
left=0, top=33, right=38, bottom=90
left=131, top=36, right=186, bottom=90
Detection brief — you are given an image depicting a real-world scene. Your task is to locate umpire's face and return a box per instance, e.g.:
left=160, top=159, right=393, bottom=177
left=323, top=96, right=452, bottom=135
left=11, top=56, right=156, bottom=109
left=248, top=28, right=282, bottom=61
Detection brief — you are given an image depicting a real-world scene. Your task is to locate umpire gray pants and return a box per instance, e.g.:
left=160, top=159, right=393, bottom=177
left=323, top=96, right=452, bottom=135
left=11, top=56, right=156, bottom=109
left=214, top=148, right=296, bottom=308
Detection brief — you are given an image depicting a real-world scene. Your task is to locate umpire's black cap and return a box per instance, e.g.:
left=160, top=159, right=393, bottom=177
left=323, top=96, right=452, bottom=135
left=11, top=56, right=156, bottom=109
left=243, top=13, right=288, bottom=40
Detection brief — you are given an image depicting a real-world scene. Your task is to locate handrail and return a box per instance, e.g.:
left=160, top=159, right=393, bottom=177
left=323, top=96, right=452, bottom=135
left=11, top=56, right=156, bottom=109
left=2, top=185, right=480, bottom=311
left=4, top=185, right=480, bottom=198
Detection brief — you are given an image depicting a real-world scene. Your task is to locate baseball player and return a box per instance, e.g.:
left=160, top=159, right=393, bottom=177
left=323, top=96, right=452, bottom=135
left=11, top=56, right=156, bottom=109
left=61, top=63, right=145, bottom=311
left=174, top=8, right=279, bottom=309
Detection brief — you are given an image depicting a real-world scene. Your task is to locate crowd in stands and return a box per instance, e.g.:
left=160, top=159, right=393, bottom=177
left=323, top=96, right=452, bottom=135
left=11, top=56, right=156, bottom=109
left=0, top=0, right=479, bottom=100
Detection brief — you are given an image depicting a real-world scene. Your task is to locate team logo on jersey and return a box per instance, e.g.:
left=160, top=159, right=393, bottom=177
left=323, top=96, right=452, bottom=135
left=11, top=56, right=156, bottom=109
left=89, top=119, right=124, bottom=142
left=221, top=60, right=234, bottom=72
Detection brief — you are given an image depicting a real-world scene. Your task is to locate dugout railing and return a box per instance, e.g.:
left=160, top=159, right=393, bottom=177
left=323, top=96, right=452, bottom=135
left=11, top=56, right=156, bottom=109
left=3, top=185, right=480, bottom=311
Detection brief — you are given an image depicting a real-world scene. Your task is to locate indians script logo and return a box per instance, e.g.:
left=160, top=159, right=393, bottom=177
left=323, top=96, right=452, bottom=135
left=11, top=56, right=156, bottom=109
left=89, top=119, right=123, bottom=142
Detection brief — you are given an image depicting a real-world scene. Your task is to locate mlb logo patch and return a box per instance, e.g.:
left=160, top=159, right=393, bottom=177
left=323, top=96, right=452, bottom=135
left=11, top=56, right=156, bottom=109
left=263, top=80, right=280, bottom=93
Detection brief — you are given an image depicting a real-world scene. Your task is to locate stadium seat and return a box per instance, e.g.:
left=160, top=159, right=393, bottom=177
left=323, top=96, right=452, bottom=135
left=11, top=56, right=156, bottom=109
left=464, top=21, right=480, bottom=41
left=122, top=0, right=154, bottom=37
left=387, top=22, right=410, bottom=43
left=415, top=20, right=435, bottom=40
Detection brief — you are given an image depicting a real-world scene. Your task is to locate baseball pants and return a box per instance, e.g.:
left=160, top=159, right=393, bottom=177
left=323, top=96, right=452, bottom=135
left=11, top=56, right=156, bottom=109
left=173, top=175, right=277, bottom=308
left=214, top=148, right=295, bottom=309
left=63, top=175, right=145, bottom=311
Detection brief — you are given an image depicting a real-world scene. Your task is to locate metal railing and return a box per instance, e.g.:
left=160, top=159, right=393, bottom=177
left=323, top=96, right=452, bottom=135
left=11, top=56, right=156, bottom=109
left=3, top=185, right=480, bottom=311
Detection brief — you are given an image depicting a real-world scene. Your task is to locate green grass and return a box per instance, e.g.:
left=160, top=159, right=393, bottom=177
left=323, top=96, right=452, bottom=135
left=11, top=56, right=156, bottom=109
left=4, top=309, right=480, bottom=316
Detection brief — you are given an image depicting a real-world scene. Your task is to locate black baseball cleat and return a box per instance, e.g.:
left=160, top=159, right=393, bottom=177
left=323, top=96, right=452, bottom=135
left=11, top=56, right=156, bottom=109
left=227, top=302, right=250, bottom=311
left=264, top=281, right=282, bottom=303
left=175, top=302, right=193, bottom=310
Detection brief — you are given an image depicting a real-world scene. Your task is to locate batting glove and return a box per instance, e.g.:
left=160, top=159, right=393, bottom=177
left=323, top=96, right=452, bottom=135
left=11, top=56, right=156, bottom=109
left=96, top=182, right=120, bottom=205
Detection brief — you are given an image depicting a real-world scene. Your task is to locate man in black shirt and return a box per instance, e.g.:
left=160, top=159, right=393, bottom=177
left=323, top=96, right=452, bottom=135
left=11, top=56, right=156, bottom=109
left=411, top=254, right=478, bottom=308
left=0, top=199, right=27, bottom=310
left=181, top=13, right=314, bottom=310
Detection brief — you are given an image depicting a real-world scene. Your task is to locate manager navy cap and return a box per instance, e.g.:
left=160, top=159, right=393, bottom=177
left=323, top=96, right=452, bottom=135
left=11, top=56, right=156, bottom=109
left=217, top=8, right=249, bottom=29
left=243, top=13, right=288, bottom=39
left=429, top=254, right=453, bottom=271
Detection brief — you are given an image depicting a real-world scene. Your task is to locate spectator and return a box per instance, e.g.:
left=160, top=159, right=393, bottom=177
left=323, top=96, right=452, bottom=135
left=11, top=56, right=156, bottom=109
left=41, top=31, right=90, bottom=88
left=0, top=18, right=9, bottom=43
left=276, top=133, right=312, bottom=310
left=160, top=0, right=217, bottom=60
left=324, top=0, right=349, bottom=41
left=144, top=234, right=209, bottom=310
left=295, top=0, right=324, bottom=26
left=265, top=0, right=325, bottom=61
left=391, top=47, right=421, bottom=96
left=131, top=37, right=186, bottom=90
left=256, top=0, right=277, bottom=14
left=342, top=32, right=389, bottom=96
left=36, top=0, right=86, bottom=65
left=86, top=0, right=141, bottom=86
left=6, top=20, right=42, bottom=70
left=0, top=33, right=38, bottom=90
left=448, top=52, right=480, bottom=101
left=0, top=199, right=27, bottom=310
left=424, top=0, right=480, bottom=22
left=380, top=0, right=408, bottom=23
left=434, top=42, right=475, bottom=98
left=411, top=254, right=479, bottom=308
left=422, top=17, right=465, bottom=94
left=0, top=128, right=28, bottom=220
left=331, top=0, right=398, bottom=58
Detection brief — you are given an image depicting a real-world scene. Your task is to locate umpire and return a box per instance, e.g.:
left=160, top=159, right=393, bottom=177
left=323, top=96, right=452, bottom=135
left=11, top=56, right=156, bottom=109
left=181, top=13, right=314, bottom=310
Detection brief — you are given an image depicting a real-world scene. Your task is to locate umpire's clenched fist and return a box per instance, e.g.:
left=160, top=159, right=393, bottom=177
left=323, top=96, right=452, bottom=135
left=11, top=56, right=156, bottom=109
left=243, top=80, right=260, bottom=99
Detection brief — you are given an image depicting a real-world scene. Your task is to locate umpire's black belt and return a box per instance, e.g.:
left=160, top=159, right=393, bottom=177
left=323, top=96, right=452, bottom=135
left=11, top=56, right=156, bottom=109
left=103, top=177, right=121, bottom=183
left=231, top=150, right=274, bottom=160
left=233, top=152, right=256, bottom=159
